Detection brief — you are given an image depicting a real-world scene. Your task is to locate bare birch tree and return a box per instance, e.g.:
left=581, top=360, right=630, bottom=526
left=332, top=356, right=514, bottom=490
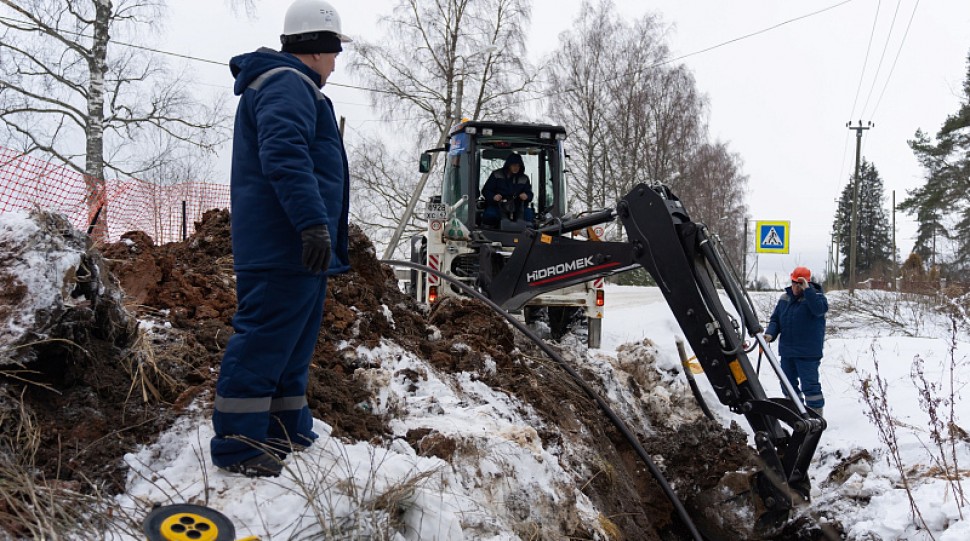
left=547, top=0, right=707, bottom=215
left=600, top=13, right=704, bottom=207
left=680, top=141, right=749, bottom=265
left=546, top=0, right=747, bottom=261
left=637, top=65, right=705, bottom=188
left=544, top=0, right=616, bottom=212
left=0, top=0, right=229, bottom=238
left=347, top=0, right=536, bottom=253
left=346, top=131, right=414, bottom=234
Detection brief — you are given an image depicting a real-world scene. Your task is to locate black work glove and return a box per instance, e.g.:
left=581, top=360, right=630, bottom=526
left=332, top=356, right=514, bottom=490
left=301, top=225, right=332, bottom=274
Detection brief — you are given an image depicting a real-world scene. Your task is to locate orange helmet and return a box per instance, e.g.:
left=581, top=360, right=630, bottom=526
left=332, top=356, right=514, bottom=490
left=790, top=266, right=812, bottom=281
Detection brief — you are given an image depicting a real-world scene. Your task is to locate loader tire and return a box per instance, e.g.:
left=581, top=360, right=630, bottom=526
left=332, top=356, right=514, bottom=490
left=549, top=307, right=588, bottom=343
left=547, top=307, right=572, bottom=339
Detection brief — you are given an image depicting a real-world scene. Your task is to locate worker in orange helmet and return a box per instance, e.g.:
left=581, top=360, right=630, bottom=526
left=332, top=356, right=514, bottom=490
left=764, top=266, right=829, bottom=417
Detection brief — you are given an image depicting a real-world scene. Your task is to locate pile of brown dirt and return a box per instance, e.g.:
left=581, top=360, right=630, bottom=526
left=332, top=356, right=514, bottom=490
left=0, top=210, right=149, bottom=502
left=0, top=211, right=830, bottom=539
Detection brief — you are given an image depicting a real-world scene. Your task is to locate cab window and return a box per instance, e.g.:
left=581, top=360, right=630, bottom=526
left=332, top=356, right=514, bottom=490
left=442, top=136, right=472, bottom=224
left=477, top=143, right=563, bottom=220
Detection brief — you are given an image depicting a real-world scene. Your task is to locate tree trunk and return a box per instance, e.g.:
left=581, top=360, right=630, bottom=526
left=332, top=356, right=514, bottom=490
left=84, top=0, right=111, bottom=241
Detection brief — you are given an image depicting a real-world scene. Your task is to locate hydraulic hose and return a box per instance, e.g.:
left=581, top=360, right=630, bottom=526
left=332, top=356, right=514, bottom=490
left=382, top=259, right=706, bottom=541
left=675, top=338, right=715, bottom=421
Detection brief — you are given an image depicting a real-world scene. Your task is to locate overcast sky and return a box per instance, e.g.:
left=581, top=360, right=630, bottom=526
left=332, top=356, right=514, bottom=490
left=161, top=0, right=970, bottom=286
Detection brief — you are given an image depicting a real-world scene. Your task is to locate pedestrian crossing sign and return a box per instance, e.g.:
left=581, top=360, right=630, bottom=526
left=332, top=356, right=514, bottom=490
left=755, top=221, right=790, bottom=254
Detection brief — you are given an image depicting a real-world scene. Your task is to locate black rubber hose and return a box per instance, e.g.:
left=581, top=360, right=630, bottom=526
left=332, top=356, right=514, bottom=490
left=382, top=259, right=705, bottom=541
left=675, top=339, right=715, bottom=421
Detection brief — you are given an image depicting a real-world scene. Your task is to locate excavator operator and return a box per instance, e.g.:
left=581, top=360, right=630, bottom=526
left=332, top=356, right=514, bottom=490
left=482, top=153, right=534, bottom=227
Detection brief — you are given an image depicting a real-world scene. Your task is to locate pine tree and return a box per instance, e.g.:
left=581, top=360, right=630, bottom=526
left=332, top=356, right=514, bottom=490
left=832, top=159, right=895, bottom=281
left=899, top=51, right=970, bottom=277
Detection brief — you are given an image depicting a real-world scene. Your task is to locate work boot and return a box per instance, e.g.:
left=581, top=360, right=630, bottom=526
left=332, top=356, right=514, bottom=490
left=218, top=452, right=283, bottom=478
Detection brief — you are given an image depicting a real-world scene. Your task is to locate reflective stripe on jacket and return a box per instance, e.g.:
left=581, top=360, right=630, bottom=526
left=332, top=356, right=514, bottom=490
left=228, top=48, right=350, bottom=275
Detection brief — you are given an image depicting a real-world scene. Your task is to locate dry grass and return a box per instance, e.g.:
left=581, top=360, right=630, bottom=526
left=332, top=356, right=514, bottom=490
left=0, top=397, right=140, bottom=539
left=597, top=513, right=623, bottom=540
left=121, top=328, right=180, bottom=406
left=851, top=291, right=970, bottom=537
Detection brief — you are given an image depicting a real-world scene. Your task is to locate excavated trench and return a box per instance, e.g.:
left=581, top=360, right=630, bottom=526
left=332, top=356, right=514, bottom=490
left=0, top=210, right=840, bottom=540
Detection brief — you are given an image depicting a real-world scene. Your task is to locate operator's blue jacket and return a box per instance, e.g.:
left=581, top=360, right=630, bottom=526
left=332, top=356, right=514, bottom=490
left=229, top=47, right=350, bottom=275
left=765, top=283, right=828, bottom=358
left=482, top=170, right=533, bottom=203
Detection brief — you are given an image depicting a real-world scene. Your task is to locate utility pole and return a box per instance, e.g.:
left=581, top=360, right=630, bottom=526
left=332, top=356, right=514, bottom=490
left=827, top=232, right=834, bottom=286
left=833, top=234, right=841, bottom=288
left=742, top=217, right=749, bottom=287
left=455, top=79, right=464, bottom=124
left=382, top=44, right=493, bottom=260
left=381, top=131, right=445, bottom=260
left=892, top=190, right=897, bottom=291
left=382, top=80, right=464, bottom=261
left=846, top=120, right=873, bottom=294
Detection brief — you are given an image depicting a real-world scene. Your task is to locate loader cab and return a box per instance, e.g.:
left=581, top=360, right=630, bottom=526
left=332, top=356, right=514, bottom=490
left=436, top=121, right=568, bottom=234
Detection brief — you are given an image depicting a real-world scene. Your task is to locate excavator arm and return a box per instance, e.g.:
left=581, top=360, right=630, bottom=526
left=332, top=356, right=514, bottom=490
left=482, top=183, right=825, bottom=524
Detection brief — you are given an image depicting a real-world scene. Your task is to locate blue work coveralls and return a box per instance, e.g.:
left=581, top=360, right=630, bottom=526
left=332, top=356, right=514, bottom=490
left=765, top=283, right=828, bottom=409
left=211, top=48, right=350, bottom=468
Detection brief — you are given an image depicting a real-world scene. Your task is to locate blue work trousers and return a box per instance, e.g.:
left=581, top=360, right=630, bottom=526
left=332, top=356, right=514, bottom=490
left=780, top=356, right=824, bottom=409
left=210, top=270, right=327, bottom=467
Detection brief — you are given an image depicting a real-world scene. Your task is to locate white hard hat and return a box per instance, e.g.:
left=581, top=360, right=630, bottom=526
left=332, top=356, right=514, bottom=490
left=281, top=0, right=352, bottom=43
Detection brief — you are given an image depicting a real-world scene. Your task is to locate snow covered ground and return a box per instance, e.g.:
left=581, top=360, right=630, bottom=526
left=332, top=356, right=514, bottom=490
left=113, top=284, right=969, bottom=540
left=606, top=285, right=970, bottom=540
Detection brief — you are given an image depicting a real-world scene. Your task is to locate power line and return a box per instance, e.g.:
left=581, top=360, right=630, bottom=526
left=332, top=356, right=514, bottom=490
left=0, top=14, right=225, bottom=64
left=2, top=2, right=857, bottom=109
left=847, top=1, right=882, bottom=121
left=869, top=0, right=920, bottom=119
left=836, top=129, right=853, bottom=188
left=860, top=0, right=904, bottom=119
left=514, top=0, right=856, bottom=106
left=663, top=1, right=855, bottom=68
left=0, top=13, right=397, bottom=97
left=840, top=0, right=881, bottom=208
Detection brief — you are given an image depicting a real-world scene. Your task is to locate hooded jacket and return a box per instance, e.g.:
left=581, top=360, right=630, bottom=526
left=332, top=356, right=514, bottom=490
left=765, top=282, right=828, bottom=358
left=228, top=48, right=350, bottom=275
left=482, top=153, right=533, bottom=203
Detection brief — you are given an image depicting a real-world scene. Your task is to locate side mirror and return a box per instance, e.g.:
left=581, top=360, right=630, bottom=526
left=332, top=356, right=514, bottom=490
left=419, top=152, right=433, bottom=173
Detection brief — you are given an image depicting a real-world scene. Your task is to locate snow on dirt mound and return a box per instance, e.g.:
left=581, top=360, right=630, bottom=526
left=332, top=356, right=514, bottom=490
left=0, top=210, right=135, bottom=365
left=0, top=210, right=825, bottom=540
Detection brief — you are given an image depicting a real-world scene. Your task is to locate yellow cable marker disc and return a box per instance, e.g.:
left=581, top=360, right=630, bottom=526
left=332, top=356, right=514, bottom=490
left=143, top=504, right=236, bottom=541
left=159, top=513, right=219, bottom=541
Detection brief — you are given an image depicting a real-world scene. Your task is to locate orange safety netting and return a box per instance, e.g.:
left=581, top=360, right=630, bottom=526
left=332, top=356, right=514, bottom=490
left=0, top=146, right=230, bottom=244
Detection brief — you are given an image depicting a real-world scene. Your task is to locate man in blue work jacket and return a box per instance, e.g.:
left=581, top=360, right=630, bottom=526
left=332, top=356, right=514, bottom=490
left=210, top=0, right=352, bottom=477
left=764, top=266, right=828, bottom=418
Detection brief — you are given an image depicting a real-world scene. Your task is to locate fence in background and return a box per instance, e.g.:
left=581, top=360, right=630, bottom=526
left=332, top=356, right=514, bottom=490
left=0, top=146, right=230, bottom=244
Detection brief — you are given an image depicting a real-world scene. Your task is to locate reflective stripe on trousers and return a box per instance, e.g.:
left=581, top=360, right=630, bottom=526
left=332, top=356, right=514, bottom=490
left=213, top=394, right=308, bottom=414
left=210, top=271, right=327, bottom=467
left=780, top=356, right=824, bottom=409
